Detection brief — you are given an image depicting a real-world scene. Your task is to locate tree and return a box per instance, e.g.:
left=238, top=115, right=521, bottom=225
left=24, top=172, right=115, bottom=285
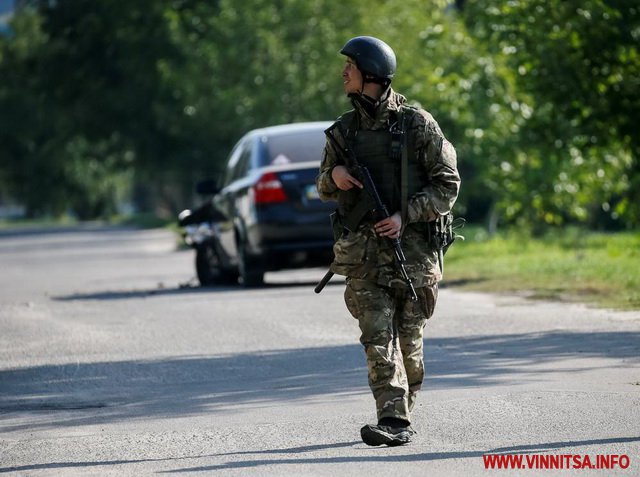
left=0, top=1, right=201, bottom=218
left=462, top=0, right=640, bottom=229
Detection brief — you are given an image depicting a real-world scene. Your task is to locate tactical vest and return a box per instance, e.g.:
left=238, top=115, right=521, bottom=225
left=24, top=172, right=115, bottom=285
left=337, top=108, right=426, bottom=229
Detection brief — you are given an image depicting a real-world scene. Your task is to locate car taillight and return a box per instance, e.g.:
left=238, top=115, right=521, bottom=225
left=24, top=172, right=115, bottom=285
left=253, top=172, right=288, bottom=204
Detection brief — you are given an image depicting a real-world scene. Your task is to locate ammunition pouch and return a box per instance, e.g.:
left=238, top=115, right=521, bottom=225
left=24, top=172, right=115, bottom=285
left=428, top=213, right=465, bottom=255
left=329, top=220, right=377, bottom=279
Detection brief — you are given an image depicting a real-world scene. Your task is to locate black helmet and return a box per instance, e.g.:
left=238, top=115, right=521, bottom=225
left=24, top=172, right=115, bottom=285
left=340, top=36, right=396, bottom=82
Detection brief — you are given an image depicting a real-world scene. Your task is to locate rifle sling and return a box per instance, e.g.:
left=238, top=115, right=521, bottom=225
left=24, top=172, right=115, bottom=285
left=399, top=109, right=409, bottom=227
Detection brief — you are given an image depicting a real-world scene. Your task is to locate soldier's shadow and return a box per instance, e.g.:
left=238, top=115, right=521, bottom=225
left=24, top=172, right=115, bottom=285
left=2, top=436, right=638, bottom=474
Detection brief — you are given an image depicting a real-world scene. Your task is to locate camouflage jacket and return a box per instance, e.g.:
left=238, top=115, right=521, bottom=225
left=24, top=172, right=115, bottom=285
left=316, top=89, right=460, bottom=287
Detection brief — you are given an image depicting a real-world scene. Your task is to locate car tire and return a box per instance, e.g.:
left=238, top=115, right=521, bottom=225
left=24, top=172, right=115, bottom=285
left=195, top=242, right=237, bottom=286
left=239, top=245, right=264, bottom=287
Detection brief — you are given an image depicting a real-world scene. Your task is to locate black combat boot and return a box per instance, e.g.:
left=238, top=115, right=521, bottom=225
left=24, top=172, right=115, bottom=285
left=360, top=417, right=412, bottom=446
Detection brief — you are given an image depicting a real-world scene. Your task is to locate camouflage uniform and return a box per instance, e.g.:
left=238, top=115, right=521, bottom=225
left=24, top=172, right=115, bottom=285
left=316, top=89, right=460, bottom=424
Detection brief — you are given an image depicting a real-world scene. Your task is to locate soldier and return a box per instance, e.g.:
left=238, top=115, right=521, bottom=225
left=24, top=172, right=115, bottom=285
left=316, top=36, right=460, bottom=446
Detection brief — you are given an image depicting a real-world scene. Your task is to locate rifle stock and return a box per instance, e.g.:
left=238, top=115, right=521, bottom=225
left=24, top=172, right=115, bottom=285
left=314, top=270, right=334, bottom=294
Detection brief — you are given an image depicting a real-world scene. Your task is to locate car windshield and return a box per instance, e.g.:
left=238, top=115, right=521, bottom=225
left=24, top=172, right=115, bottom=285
left=261, top=130, right=326, bottom=167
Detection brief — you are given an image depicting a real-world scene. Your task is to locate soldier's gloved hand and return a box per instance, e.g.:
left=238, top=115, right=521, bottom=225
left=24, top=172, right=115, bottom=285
left=331, top=165, right=363, bottom=191
left=375, top=212, right=402, bottom=238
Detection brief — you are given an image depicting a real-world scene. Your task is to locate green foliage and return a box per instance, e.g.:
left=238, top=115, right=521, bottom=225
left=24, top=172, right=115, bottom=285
left=162, top=0, right=352, bottom=155
left=0, top=1, right=183, bottom=217
left=462, top=0, right=640, bottom=229
left=363, top=3, right=526, bottom=223
left=0, top=0, right=638, bottom=230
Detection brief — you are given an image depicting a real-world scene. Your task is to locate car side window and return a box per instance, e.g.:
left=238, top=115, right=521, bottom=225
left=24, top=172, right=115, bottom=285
left=222, top=145, right=242, bottom=187
left=233, top=144, right=252, bottom=181
left=222, top=138, right=254, bottom=188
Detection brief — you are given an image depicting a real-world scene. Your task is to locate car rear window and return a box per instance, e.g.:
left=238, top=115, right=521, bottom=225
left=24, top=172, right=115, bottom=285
left=262, top=130, right=326, bottom=166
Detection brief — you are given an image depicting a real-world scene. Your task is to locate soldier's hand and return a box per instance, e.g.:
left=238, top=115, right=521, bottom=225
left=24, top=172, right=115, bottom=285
left=331, top=165, right=363, bottom=191
left=375, top=212, right=402, bottom=238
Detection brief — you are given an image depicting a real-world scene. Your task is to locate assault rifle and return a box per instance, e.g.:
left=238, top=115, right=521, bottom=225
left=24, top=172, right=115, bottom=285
left=314, top=123, right=418, bottom=301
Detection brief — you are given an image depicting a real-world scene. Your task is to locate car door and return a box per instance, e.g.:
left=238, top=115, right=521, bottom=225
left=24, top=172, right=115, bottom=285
left=214, top=136, right=253, bottom=264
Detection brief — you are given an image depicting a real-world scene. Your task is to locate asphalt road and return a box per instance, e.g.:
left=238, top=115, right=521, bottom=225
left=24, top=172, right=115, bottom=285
left=0, top=226, right=639, bottom=476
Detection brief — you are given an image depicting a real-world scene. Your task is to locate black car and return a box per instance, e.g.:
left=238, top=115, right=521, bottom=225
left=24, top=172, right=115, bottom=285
left=180, top=121, right=335, bottom=287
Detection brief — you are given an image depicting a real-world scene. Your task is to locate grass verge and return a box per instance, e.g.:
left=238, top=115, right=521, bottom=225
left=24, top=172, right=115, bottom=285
left=443, top=227, right=640, bottom=311
left=0, top=213, right=173, bottom=230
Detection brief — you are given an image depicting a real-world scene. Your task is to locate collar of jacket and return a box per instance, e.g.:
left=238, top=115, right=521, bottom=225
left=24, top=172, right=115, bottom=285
left=350, top=88, right=407, bottom=130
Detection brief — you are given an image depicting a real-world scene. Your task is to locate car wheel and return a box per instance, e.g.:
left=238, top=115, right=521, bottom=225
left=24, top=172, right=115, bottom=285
left=196, top=242, right=236, bottom=286
left=239, top=245, right=264, bottom=287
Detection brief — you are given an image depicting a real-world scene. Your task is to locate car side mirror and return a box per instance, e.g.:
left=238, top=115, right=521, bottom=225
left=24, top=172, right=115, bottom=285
left=195, top=179, right=219, bottom=195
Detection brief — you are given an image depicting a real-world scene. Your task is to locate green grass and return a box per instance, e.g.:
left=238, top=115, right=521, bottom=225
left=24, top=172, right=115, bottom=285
left=0, top=215, right=79, bottom=230
left=443, top=227, right=640, bottom=310
left=110, top=213, right=173, bottom=229
left=0, top=213, right=173, bottom=230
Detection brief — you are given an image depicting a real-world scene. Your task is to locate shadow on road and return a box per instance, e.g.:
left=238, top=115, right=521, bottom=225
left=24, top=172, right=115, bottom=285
left=1, top=331, right=638, bottom=434
left=52, top=279, right=343, bottom=301
left=159, top=436, right=640, bottom=473
left=0, top=345, right=364, bottom=433
left=48, top=273, right=488, bottom=302
left=3, top=436, right=638, bottom=474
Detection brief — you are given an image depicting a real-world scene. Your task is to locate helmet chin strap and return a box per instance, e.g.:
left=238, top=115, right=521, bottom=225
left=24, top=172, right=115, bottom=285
left=348, top=77, right=392, bottom=118
left=349, top=92, right=382, bottom=118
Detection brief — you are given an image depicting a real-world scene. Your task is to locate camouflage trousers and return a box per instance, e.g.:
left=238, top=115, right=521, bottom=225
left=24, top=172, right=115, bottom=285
left=344, top=278, right=438, bottom=424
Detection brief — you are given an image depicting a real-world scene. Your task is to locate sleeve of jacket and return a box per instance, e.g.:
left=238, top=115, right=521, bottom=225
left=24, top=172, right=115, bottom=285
left=405, top=110, right=461, bottom=223
left=315, top=120, right=347, bottom=202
